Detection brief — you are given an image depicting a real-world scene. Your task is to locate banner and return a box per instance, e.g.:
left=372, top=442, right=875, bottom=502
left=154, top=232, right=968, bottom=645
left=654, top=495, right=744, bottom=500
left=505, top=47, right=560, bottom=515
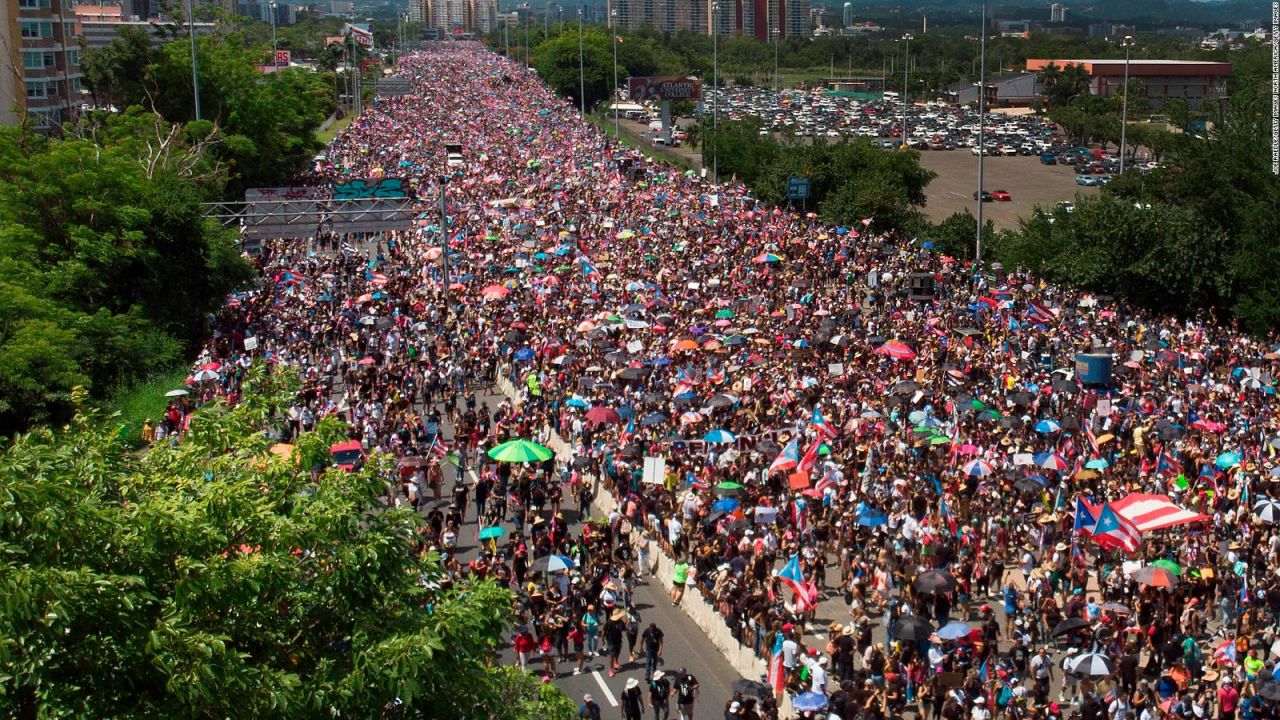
left=627, top=76, right=702, bottom=102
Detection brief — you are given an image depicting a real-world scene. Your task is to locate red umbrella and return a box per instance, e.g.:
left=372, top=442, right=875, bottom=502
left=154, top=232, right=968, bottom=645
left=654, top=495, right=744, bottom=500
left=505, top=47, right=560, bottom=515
left=585, top=406, right=622, bottom=425
left=874, top=341, right=917, bottom=361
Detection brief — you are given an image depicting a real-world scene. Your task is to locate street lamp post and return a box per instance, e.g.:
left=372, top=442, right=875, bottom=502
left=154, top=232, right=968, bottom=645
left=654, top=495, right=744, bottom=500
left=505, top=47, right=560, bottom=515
left=975, top=0, right=987, bottom=263
left=712, top=1, right=719, bottom=184
left=1119, top=34, right=1135, bottom=175
left=901, top=33, right=912, bottom=148
left=773, top=14, right=779, bottom=92
left=611, top=9, right=619, bottom=137
left=269, top=0, right=278, bottom=67
left=505, top=18, right=510, bottom=56
left=578, top=6, right=585, bottom=115
left=187, top=0, right=200, bottom=120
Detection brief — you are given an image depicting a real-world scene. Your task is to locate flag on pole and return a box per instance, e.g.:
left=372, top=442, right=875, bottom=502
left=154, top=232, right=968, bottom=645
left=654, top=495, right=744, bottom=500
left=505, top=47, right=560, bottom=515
left=1091, top=502, right=1143, bottom=554
left=766, top=632, right=786, bottom=695
left=768, top=438, right=800, bottom=475
left=796, top=439, right=823, bottom=474
left=810, top=407, right=836, bottom=439
left=1072, top=496, right=1099, bottom=535
left=777, top=555, right=814, bottom=612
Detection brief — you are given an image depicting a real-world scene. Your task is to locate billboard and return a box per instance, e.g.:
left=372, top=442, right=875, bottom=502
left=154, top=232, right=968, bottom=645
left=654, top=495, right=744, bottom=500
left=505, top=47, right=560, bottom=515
left=628, top=76, right=702, bottom=102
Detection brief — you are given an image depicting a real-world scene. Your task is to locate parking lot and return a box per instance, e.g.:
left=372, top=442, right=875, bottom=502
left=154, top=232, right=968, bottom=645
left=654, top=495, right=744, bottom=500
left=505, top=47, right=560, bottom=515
left=918, top=150, right=1100, bottom=228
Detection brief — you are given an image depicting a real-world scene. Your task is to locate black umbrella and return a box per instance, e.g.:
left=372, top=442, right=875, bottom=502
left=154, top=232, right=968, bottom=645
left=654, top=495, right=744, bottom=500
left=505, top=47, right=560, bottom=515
left=618, top=367, right=651, bottom=380
left=1015, top=477, right=1047, bottom=495
left=893, top=380, right=921, bottom=395
left=572, top=456, right=593, bottom=469
left=1051, top=617, right=1092, bottom=638
left=1009, top=392, right=1033, bottom=406
left=1068, top=651, right=1113, bottom=678
left=914, top=569, right=958, bottom=594
left=640, top=412, right=669, bottom=426
left=891, top=616, right=936, bottom=642
left=1258, top=679, right=1280, bottom=702
left=1052, top=379, right=1079, bottom=394
left=619, top=444, right=643, bottom=458
left=707, top=394, right=736, bottom=408
left=732, top=679, right=772, bottom=698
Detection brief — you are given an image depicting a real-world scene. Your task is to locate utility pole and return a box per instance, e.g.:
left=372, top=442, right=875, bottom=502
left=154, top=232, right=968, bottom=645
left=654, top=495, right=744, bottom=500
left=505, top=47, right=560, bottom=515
left=188, top=0, right=201, bottom=120
left=1119, top=35, right=1135, bottom=175
left=901, top=33, right=912, bottom=148
left=269, top=0, right=278, bottom=68
left=975, top=0, right=987, bottom=264
left=578, top=6, right=585, bottom=115
left=713, top=0, right=720, bottom=184
left=611, top=9, right=619, bottom=137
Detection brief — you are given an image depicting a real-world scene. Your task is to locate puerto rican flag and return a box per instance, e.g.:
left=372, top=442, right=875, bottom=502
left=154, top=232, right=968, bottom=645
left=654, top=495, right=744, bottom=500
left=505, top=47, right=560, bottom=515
left=576, top=255, right=601, bottom=279
left=1073, top=496, right=1099, bottom=535
left=766, top=633, right=787, bottom=695
left=796, top=439, right=823, bottom=475
left=1025, top=301, right=1056, bottom=325
left=1091, top=502, right=1143, bottom=555
left=810, top=407, right=837, bottom=439
left=768, top=438, right=800, bottom=475
left=777, top=555, right=815, bottom=612
left=431, top=435, right=449, bottom=457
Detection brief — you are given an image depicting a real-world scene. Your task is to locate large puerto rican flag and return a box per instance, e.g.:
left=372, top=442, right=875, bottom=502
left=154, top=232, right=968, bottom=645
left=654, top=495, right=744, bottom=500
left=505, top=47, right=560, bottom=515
left=1109, top=493, right=1209, bottom=532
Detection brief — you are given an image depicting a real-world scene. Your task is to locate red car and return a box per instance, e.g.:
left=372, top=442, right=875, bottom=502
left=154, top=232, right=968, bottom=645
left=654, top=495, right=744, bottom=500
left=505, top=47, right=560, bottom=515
left=991, top=190, right=1012, bottom=201
left=329, top=440, right=366, bottom=471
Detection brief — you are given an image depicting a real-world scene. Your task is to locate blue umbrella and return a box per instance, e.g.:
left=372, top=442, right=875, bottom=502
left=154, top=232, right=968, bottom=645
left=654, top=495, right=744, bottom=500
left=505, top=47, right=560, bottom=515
left=857, top=507, right=888, bottom=527
left=1085, top=458, right=1110, bottom=470
left=1034, top=419, right=1062, bottom=433
left=641, top=412, right=668, bottom=426
left=703, top=429, right=738, bottom=444
left=1216, top=451, right=1242, bottom=469
left=514, top=347, right=535, bottom=361
left=937, top=621, right=973, bottom=641
left=532, top=554, right=575, bottom=573
left=792, top=692, right=829, bottom=713
left=478, top=526, right=506, bottom=541
left=711, top=497, right=740, bottom=512
left=565, top=396, right=589, bottom=409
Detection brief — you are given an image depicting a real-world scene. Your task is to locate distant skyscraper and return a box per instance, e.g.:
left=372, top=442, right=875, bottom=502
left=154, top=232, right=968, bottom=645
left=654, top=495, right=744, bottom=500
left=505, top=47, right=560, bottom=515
left=1050, top=3, right=1064, bottom=22
left=841, top=1, right=851, bottom=26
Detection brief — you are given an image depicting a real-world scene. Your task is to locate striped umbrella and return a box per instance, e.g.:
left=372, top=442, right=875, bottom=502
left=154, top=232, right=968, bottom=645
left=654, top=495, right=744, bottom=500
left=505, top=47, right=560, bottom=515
left=1254, top=499, right=1280, bottom=524
left=1069, top=652, right=1113, bottom=678
left=1035, top=452, right=1071, bottom=472
left=961, top=459, right=995, bottom=477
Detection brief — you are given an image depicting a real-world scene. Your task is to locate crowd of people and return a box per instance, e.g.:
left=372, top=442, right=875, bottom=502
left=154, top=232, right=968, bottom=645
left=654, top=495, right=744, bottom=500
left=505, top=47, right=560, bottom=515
left=175, top=42, right=1280, bottom=720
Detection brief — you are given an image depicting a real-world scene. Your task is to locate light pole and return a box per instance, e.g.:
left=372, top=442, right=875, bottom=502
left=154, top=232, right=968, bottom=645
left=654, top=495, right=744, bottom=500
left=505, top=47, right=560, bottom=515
left=611, top=9, right=619, bottom=137
left=269, top=0, right=278, bottom=67
left=975, top=0, right=987, bottom=263
left=545, top=0, right=549, bottom=39
left=578, top=6, right=585, bottom=115
left=712, top=0, right=720, bottom=184
left=505, top=16, right=510, bottom=55
left=901, top=33, right=912, bottom=148
left=1119, top=34, right=1135, bottom=175
left=772, top=12, right=779, bottom=92
left=187, top=0, right=201, bottom=120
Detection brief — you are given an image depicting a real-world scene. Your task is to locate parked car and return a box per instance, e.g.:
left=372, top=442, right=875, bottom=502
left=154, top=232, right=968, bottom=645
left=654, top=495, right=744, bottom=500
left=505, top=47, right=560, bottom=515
left=1040, top=154, right=1057, bottom=165
left=1075, top=175, right=1098, bottom=186
left=330, top=440, right=366, bottom=472
left=991, top=189, right=1012, bottom=201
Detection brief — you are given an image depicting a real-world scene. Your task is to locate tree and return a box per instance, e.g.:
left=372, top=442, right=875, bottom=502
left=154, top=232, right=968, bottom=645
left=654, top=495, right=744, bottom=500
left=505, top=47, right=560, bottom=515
left=532, top=28, right=618, bottom=111
left=0, top=121, right=253, bottom=435
left=0, top=369, right=578, bottom=718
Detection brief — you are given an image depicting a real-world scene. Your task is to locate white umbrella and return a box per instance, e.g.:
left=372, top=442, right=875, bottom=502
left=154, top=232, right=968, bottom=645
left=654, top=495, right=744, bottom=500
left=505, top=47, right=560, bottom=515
left=191, top=369, right=219, bottom=383
left=1069, top=652, right=1113, bottom=677
left=1254, top=499, right=1280, bottom=524
left=164, top=389, right=189, bottom=397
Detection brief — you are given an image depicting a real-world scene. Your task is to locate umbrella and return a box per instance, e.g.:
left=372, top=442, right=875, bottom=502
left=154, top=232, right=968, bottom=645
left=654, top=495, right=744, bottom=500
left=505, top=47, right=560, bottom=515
left=1216, top=451, right=1242, bottom=469
left=936, top=621, right=973, bottom=641
left=488, top=439, right=554, bottom=463
left=1258, top=679, right=1280, bottom=701
left=164, top=389, right=189, bottom=397
left=191, top=369, right=220, bottom=382
left=566, top=396, right=590, bottom=409
left=875, top=340, right=917, bottom=361
left=914, top=569, right=958, bottom=594
left=1034, top=419, right=1062, bottom=433
left=1150, top=559, right=1183, bottom=575
left=1255, top=499, right=1280, bottom=524
left=711, top=497, right=740, bottom=512
left=1051, top=617, right=1092, bottom=637
left=586, top=406, right=622, bottom=425
left=530, top=554, right=575, bottom=573
left=478, top=526, right=506, bottom=541
left=703, top=429, right=738, bottom=444
left=792, top=693, right=828, bottom=713
left=891, top=616, right=936, bottom=642
left=1069, top=652, right=1114, bottom=678
left=641, top=412, right=669, bottom=426
left=480, top=284, right=511, bottom=300
left=731, top=679, right=771, bottom=698
left=961, top=459, right=995, bottom=478
left=1085, top=458, right=1110, bottom=470
left=1131, top=565, right=1179, bottom=588
left=513, top=348, right=535, bottom=361
left=1035, top=452, right=1071, bottom=472
left=713, top=481, right=743, bottom=495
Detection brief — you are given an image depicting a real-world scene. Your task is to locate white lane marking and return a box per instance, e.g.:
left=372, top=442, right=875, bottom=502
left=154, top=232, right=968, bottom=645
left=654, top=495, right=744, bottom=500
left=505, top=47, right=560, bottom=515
left=591, top=669, right=619, bottom=706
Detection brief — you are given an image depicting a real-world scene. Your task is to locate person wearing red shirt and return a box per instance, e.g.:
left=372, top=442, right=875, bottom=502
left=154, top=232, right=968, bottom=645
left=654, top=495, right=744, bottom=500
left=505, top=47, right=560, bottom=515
left=1218, top=678, right=1239, bottom=720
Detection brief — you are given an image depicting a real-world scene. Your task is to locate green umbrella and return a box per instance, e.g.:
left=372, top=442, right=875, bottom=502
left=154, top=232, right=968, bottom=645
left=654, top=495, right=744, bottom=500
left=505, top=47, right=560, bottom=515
left=713, top=481, right=744, bottom=496
left=929, top=435, right=952, bottom=445
left=969, top=399, right=986, bottom=410
left=912, top=425, right=936, bottom=435
left=1151, top=559, right=1183, bottom=575
left=478, top=526, right=506, bottom=541
left=817, top=443, right=831, bottom=456
left=715, top=309, right=736, bottom=319
left=488, top=439, right=554, bottom=463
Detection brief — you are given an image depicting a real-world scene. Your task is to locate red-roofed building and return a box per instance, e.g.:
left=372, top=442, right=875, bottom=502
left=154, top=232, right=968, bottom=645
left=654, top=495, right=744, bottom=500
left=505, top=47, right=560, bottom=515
left=1025, top=58, right=1231, bottom=108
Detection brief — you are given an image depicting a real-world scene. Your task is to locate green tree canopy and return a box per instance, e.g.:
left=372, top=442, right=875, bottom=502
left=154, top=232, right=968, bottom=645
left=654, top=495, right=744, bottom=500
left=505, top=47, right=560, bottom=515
left=0, top=370, right=576, bottom=718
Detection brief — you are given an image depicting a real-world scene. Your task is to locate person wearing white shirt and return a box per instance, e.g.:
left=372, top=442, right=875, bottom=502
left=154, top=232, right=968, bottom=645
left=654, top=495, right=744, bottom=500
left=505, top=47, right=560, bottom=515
left=970, top=695, right=991, bottom=720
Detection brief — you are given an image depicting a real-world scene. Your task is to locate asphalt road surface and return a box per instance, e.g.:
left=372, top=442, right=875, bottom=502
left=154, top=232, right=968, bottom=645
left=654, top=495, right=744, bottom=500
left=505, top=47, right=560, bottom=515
left=439, top=388, right=746, bottom=715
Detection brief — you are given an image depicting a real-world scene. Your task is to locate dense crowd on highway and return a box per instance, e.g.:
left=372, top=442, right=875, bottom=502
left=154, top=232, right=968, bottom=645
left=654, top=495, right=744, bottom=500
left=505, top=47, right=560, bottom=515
left=168, top=43, right=1280, bottom=720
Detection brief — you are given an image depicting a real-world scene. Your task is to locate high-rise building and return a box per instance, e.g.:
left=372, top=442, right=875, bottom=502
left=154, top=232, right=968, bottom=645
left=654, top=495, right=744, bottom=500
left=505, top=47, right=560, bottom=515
left=841, top=1, right=851, bottom=26
left=425, top=0, right=494, bottom=31
left=783, top=0, right=805, bottom=38
left=3, top=0, right=84, bottom=130
left=1049, top=3, right=1064, bottom=22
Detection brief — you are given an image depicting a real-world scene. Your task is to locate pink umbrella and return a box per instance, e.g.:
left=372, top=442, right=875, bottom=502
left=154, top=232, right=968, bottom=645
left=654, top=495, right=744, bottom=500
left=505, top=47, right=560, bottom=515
left=874, top=341, right=917, bottom=361
left=956, top=444, right=981, bottom=456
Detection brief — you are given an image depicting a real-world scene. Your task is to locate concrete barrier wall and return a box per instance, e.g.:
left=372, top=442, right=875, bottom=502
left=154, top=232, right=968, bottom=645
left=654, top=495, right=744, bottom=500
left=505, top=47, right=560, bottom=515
left=493, top=369, right=768, bottom=682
